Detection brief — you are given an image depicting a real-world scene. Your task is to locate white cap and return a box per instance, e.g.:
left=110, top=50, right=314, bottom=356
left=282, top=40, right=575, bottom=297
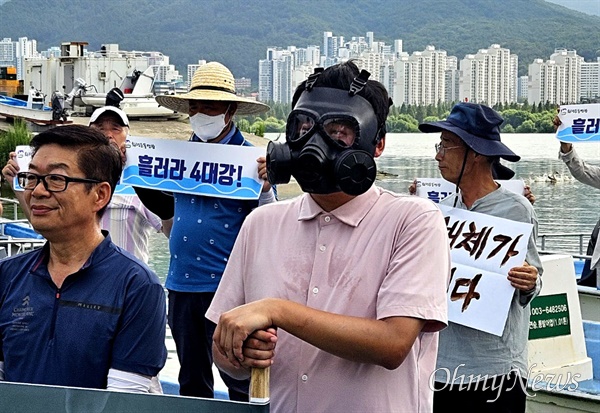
left=89, top=106, right=129, bottom=127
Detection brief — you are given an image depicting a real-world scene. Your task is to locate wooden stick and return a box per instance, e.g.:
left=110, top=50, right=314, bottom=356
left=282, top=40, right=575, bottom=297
left=250, top=367, right=270, bottom=404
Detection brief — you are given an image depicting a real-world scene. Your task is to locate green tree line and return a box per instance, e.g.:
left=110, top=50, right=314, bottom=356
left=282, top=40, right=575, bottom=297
left=237, top=101, right=559, bottom=136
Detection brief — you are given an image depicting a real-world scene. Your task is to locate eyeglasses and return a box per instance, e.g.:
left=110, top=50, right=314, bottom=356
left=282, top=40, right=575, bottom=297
left=16, top=172, right=102, bottom=193
left=435, top=143, right=462, bottom=157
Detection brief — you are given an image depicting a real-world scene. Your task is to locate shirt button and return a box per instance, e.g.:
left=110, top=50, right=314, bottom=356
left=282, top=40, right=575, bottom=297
left=301, top=374, right=308, bottom=382
left=211, top=273, right=216, bottom=279
left=324, top=216, right=331, bottom=222
left=319, top=245, right=326, bottom=252
left=312, top=287, right=319, bottom=294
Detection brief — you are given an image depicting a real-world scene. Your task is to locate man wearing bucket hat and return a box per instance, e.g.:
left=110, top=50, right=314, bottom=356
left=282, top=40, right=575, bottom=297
left=135, top=62, right=274, bottom=400
left=419, top=102, right=542, bottom=412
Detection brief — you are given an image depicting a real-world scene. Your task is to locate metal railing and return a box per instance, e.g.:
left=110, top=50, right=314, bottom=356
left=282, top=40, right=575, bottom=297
left=0, top=197, right=46, bottom=256
left=0, top=197, right=21, bottom=221
left=537, top=232, right=592, bottom=260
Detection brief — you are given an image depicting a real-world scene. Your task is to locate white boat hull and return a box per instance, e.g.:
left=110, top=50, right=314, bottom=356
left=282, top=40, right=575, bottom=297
left=77, top=94, right=180, bottom=119
left=0, top=96, right=54, bottom=123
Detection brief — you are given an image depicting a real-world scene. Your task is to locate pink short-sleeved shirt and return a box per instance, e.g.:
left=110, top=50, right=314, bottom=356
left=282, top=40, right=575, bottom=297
left=206, top=185, right=450, bottom=413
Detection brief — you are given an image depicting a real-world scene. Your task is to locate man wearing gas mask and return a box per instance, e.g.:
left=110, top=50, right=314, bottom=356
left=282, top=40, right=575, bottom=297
left=135, top=62, right=275, bottom=401
left=206, top=61, right=451, bottom=413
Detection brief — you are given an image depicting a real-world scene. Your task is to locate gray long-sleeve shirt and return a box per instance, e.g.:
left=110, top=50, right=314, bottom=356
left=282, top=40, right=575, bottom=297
left=559, top=147, right=600, bottom=274
left=436, top=186, right=542, bottom=383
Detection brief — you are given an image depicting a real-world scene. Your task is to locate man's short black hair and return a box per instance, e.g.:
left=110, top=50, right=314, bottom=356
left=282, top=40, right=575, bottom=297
left=30, top=125, right=123, bottom=215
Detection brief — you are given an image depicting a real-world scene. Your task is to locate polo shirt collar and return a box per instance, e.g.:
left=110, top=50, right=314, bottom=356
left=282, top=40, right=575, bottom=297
left=31, top=230, right=116, bottom=275
left=298, top=185, right=380, bottom=227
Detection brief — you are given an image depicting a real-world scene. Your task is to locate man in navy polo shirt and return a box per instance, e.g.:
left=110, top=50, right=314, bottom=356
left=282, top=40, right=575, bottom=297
left=0, top=125, right=167, bottom=391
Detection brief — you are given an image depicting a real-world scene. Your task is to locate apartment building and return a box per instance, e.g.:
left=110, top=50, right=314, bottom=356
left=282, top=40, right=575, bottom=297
left=528, top=49, right=583, bottom=104
left=459, top=44, right=515, bottom=106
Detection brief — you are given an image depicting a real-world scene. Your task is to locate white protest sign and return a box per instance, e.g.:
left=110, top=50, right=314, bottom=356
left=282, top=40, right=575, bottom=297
left=438, top=204, right=533, bottom=336
left=122, top=136, right=265, bottom=200
left=556, top=103, right=600, bottom=143
left=13, top=145, right=33, bottom=192
left=416, top=177, right=525, bottom=203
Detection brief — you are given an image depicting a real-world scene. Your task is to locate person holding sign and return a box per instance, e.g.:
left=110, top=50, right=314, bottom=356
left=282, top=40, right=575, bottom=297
left=88, top=106, right=165, bottom=264
left=554, top=114, right=600, bottom=287
left=206, top=61, right=451, bottom=413
left=0, top=125, right=167, bottom=391
left=419, top=102, right=542, bottom=412
left=133, top=62, right=274, bottom=400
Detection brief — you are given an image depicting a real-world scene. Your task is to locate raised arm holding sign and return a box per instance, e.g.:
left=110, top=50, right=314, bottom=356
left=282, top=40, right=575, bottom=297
left=555, top=104, right=600, bottom=288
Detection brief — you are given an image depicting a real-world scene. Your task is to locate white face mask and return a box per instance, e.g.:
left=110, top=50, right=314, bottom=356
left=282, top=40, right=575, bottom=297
left=189, top=111, right=229, bottom=142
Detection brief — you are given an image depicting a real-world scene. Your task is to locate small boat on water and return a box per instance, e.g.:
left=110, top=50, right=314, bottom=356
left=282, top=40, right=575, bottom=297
left=0, top=89, right=71, bottom=126
left=66, top=66, right=181, bottom=120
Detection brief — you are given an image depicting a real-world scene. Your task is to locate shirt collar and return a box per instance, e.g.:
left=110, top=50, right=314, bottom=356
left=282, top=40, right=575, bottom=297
left=31, top=230, right=115, bottom=276
left=297, top=185, right=380, bottom=227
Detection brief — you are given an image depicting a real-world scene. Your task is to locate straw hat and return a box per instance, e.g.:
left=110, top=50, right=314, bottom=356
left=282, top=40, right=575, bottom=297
left=155, top=62, right=269, bottom=116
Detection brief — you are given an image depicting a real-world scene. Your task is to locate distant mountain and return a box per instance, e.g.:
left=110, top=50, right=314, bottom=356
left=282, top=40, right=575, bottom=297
left=0, top=0, right=598, bottom=82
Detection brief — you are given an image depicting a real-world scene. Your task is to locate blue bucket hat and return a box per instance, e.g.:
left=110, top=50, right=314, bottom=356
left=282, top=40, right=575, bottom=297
left=419, top=102, right=520, bottom=162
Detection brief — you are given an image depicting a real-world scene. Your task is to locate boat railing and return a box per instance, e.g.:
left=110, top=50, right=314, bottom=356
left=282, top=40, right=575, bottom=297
left=0, top=197, right=46, bottom=256
left=0, top=197, right=21, bottom=221
left=537, top=232, right=592, bottom=260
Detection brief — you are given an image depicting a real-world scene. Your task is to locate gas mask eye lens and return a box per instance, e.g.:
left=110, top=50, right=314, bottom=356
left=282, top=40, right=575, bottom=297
left=288, top=112, right=316, bottom=144
left=323, top=118, right=358, bottom=147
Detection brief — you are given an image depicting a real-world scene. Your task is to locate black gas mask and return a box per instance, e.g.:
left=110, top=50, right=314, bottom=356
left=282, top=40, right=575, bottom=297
left=267, top=82, right=382, bottom=196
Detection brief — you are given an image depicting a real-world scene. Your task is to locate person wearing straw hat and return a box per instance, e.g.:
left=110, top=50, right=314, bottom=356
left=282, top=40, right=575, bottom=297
left=419, top=102, right=541, bottom=412
left=135, top=62, right=274, bottom=400
left=207, top=61, right=451, bottom=413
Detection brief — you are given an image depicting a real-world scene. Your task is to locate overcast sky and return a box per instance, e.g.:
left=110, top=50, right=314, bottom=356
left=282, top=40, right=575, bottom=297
left=545, top=0, right=600, bottom=16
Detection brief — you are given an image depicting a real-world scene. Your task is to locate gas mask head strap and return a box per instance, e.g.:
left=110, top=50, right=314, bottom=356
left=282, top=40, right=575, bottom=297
left=305, top=67, right=324, bottom=91
left=349, top=69, right=370, bottom=96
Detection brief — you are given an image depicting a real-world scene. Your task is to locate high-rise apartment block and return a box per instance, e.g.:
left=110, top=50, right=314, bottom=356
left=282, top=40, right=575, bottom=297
left=187, top=60, right=207, bottom=90
left=459, top=44, right=515, bottom=106
left=393, top=46, right=447, bottom=105
left=528, top=49, right=583, bottom=104
left=580, top=57, right=599, bottom=102
left=0, top=38, right=17, bottom=68
left=0, top=37, right=39, bottom=80
left=258, top=33, right=530, bottom=108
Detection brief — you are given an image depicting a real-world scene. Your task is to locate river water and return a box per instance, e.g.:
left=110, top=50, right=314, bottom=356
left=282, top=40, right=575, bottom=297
left=146, top=132, right=600, bottom=282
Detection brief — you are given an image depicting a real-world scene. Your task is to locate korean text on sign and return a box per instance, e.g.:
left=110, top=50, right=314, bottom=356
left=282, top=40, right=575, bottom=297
left=121, top=136, right=265, bottom=200
left=556, top=103, right=600, bottom=143
left=438, top=205, right=533, bottom=336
